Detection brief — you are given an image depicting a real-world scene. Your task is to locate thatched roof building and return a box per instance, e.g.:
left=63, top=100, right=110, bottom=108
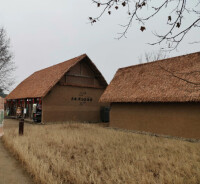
left=7, top=54, right=107, bottom=100
left=100, top=52, right=200, bottom=103
left=100, top=52, right=200, bottom=139
left=6, top=54, right=108, bottom=123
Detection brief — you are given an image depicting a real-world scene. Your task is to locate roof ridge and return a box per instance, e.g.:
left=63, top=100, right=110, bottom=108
left=118, top=51, right=200, bottom=71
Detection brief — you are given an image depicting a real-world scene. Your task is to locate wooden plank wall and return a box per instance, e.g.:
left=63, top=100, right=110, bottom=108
left=59, top=62, right=103, bottom=88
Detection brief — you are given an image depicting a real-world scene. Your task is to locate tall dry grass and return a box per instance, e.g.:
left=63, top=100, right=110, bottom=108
left=2, top=122, right=200, bottom=184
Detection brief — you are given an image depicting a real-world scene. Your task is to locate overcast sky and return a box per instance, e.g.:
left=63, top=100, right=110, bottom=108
left=0, top=0, right=199, bottom=91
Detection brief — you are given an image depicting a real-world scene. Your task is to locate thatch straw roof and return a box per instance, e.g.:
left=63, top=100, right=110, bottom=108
left=100, top=52, right=200, bottom=103
left=6, top=54, right=107, bottom=100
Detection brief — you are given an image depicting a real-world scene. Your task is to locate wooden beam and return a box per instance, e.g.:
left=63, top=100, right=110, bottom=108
left=66, top=74, right=95, bottom=79
left=59, top=83, right=105, bottom=89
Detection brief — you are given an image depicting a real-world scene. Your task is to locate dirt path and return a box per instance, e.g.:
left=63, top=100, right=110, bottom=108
left=0, top=119, right=34, bottom=184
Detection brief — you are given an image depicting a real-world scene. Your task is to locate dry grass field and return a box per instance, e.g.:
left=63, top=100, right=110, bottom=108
left=2, top=121, right=200, bottom=184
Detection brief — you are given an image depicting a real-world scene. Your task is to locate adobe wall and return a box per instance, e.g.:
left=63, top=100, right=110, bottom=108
left=42, top=85, right=107, bottom=123
left=110, top=103, right=200, bottom=139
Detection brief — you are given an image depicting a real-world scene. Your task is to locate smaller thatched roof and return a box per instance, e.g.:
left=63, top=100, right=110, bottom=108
left=100, top=51, right=200, bottom=103
left=6, top=54, right=107, bottom=100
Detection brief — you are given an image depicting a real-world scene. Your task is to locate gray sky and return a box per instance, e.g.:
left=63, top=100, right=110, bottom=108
left=0, top=0, right=199, bottom=91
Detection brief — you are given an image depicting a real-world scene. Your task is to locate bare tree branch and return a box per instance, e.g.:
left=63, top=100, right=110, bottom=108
left=159, top=65, right=200, bottom=86
left=138, top=49, right=168, bottom=63
left=90, top=0, right=200, bottom=50
left=0, top=27, right=15, bottom=93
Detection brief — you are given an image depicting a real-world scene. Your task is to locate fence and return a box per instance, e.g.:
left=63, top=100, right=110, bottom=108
left=0, top=97, right=4, bottom=136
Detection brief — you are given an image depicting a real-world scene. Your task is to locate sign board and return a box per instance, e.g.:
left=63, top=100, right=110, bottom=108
left=0, top=97, right=4, bottom=136
left=71, top=91, right=93, bottom=106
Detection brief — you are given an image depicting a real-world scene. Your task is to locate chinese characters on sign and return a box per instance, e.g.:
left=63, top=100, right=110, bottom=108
left=71, top=92, right=93, bottom=106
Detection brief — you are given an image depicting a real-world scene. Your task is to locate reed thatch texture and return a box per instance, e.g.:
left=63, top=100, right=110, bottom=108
left=6, top=54, right=107, bottom=100
left=100, top=52, right=200, bottom=102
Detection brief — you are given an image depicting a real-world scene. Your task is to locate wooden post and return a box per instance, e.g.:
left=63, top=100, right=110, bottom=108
left=19, top=118, right=24, bottom=135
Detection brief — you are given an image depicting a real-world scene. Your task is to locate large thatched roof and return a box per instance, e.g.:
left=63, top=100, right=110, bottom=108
left=6, top=54, right=107, bottom=100
left=100, top=52, right=200, bottom=103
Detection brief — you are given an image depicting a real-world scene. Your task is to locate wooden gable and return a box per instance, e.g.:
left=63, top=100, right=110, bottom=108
left=59, top=58, right=105, bottom=88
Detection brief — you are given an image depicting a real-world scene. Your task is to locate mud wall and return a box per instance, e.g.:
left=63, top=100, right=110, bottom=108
left=42, top=85, right=107, bottom=123
left=110, top=102, right=200, bottom=139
